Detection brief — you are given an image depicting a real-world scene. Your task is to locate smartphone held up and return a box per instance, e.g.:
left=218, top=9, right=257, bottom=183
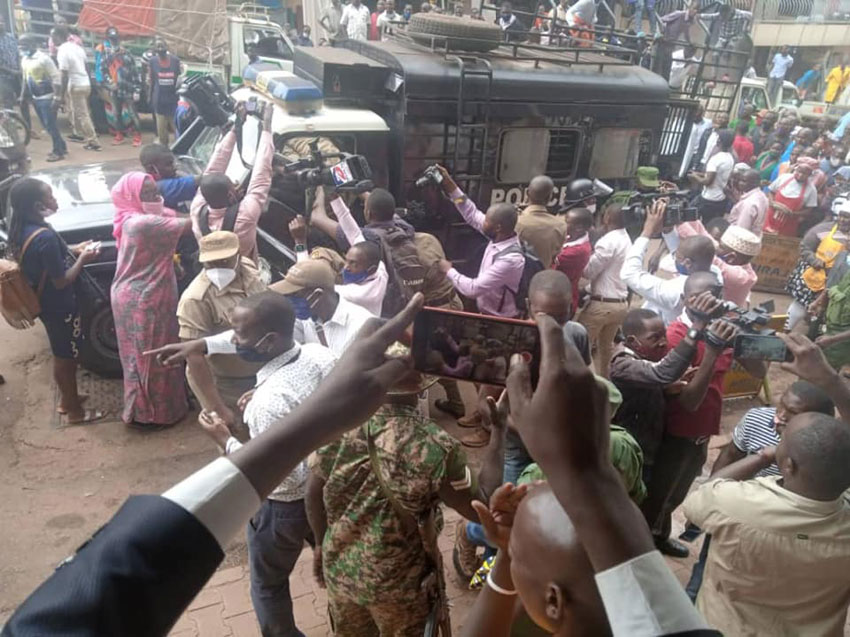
left=412, top=307, right=541, bottom=388
left=733, top=334, right=793, bottom=362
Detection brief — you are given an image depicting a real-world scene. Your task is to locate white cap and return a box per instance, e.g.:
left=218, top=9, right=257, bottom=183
left=721, top=225, right=762, bottom=257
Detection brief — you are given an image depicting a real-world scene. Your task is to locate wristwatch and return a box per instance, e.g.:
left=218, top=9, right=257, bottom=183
left=686, top=327, right=703, bottom=342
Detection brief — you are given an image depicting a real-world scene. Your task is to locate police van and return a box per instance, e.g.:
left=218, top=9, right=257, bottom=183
left=175, top=13, right=696, bottom=274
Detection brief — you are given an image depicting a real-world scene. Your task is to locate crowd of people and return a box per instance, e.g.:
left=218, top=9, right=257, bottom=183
left=4, top=3, right=850, bottom=636
left=0, top=17, right=188, bottom=162
left=7, top=75, right=850, bottom=633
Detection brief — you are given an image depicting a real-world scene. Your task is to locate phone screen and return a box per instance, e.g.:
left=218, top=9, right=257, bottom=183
left=733, top=334, right=791, bottom=362
left=412, top=307, right=540, bottom=387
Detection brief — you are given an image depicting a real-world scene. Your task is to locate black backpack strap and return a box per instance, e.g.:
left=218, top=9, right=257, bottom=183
left=199, top=203, right=239, bottom=236
left=494, top=243, right=524, bottom=312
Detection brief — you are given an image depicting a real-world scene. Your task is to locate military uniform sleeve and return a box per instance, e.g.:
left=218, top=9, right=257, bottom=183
left=308, top=441, right=340, bottom=483
left=444, top=443, right=476, bottom=494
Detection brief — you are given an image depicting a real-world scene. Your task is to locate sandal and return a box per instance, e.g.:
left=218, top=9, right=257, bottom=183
left=57, top=394, right=89, bottom=414
left=64, top=409, right=107, bottom=425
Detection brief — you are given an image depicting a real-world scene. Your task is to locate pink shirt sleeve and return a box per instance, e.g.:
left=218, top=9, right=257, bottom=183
left=449, top=187, right=486, bottom=234
left=190, top=130, right=238, bottom=239
left=232, top=131, right=273, bottom=259
left=330, top=196, right=366, bottom=246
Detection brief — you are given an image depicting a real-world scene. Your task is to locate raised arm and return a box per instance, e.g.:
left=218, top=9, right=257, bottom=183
left=780, top=333, right=850, bottom=422
left=436, top=165, right=486, bottom=234
left=329, top=192, right=366, bottom=246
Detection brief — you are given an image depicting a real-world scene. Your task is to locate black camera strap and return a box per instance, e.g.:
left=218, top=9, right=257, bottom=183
left=199, top=203, right=240, bottom=235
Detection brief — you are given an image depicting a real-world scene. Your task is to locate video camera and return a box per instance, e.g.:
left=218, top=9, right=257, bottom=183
left=284, top=141, right=374, bottom=194
left=179, top=74, right=235, bottom=128
left=621, top=190, right=699, bottom=228
left=415, top=165, right=444, bottom=188
left=719, top=299, right=776, bottom=335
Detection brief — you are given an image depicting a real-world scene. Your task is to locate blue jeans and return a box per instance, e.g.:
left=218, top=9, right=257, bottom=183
left=247, top=498, right=313, bottom=637
left=632, top=0, right=657, bottom=34
left=33, top=97, right=66, bottom=156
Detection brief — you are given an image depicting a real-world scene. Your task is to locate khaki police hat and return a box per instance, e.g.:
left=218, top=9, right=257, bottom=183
left=272, top=259, right=336, bottom=295
left=635, top=166, right=661, bottom=189
left=198, top=231, right=239, bottom=263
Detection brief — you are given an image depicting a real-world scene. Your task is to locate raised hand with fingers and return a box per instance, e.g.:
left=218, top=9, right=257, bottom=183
left=471, top=482, right=532, bottom=553
left=289, top=215, right=308, bottom=246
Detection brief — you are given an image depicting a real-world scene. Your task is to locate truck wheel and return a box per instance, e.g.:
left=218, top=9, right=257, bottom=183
left=76, top=303, right=123, bottom=378
left=407, top=14, right=503, bottom=53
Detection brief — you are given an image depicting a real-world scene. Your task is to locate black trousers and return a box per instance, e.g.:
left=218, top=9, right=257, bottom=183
left=640, top=433, right=708, bottom=541
left=697, top=196, right=729, bottom=223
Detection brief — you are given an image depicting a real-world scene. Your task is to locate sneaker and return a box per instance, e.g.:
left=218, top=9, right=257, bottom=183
left=452, top=523, right=482, bottom=582
left=67, top=134, right=86, bottom=143
left=45, top=152, right=64, bottom=162
left=83, top=142, right=102, bottom=151
left=132, top=133, right=142, bottom=147
left=111, top=132, right=125, bottom=145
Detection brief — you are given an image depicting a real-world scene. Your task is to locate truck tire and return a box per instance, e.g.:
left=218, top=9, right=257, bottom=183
left=407, top=14, right=503, bottom=53
left=76, top=302, right=123, bottom=378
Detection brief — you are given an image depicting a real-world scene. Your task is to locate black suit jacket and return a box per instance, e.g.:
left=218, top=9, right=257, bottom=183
left=2, top=495, right=224, bottom=636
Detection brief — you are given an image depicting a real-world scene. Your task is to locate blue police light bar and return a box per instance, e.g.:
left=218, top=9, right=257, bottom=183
left=242, top=67, right=323, bottom=114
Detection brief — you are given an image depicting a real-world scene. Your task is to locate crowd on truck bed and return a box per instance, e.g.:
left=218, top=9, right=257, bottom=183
left=6, top=70, right=850, bottom=633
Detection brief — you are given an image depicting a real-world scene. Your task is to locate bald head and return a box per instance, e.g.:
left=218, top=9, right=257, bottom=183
left=678, top=235, right=716, bottom=271
left=528, top=175, right=554, bottom=206
left=778, top=413, right=850, bottom=500
left=509, top=485, right=609, bottom=635
left=482, top=203, right=518, bottom=242
left=528, top=270, right=573, bottom=325
left=683, top=270, right=722, bottom=299
left=740, top=168, right=761, bottom=191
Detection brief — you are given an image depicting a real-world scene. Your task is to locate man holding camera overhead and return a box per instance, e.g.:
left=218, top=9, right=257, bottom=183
left=190, top=101, right=275, bottom=264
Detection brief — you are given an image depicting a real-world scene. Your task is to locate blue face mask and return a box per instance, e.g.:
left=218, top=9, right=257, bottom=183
left=342, top=268, right=370, bottom=285
left=235, top=335, right=274, bottom=363
left=289, top=295, right=313, bottom=320
left=675, top=261, right=690, bottom=276
left=403, top=9, right=411, bottom=18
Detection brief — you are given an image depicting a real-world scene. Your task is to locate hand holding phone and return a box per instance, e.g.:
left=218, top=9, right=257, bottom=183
left=412, top=307, right=540, bottom=388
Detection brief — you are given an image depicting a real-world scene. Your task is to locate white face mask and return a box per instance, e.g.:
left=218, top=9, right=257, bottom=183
left=830, top=157, right=842, bottom=167
left=586, top=202, right=597, bottom=214
left=206, top=268, right=237, bottom=290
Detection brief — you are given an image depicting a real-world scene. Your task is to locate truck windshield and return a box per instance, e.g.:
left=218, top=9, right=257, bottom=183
left=245, top=27, right=293, bottom=60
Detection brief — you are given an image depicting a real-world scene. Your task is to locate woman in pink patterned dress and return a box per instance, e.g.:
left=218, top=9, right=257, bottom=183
left=110, top=172, right=191, bottom=428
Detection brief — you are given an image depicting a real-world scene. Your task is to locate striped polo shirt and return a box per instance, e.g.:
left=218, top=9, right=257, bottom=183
left=731, top=407, right=780, bottom=477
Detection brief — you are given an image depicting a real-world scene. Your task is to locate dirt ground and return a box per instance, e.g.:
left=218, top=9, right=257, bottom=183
left=0, top=115, right=804, bottom=627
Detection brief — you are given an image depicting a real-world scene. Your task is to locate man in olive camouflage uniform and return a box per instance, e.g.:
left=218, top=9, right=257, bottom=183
left=306, top=371, right=505, bottom=636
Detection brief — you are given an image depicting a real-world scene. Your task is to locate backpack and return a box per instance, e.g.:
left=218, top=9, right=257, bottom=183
left=0, top=228, right=49, bottom=329
left=198, top=202, right=239, bottom=236
left=371, top=225, right=426, bottom=317
left=495, top=241, right=545, bottom=318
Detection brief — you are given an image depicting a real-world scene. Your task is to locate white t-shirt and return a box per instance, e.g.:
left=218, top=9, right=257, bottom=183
left=769, top=174, right=818, bottom=208
left=340, top=3, right=371, bottom=41
left=769, top=53, right=794, bottom=79
left=56, top=40, right=90, bottom=89
left=702, top=151, right=734, bottom=201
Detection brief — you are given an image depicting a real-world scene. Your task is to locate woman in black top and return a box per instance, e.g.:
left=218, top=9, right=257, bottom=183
left=8, top=177, right=106, bottom=423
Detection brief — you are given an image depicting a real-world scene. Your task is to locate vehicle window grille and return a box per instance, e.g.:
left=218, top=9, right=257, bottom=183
left=545, top=129, right=580, bottom=179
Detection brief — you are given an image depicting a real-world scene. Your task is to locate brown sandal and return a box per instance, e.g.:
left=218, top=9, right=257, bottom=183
left=64, top=409, right=107, bottom=425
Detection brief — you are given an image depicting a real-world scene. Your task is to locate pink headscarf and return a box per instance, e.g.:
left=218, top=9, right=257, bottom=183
left=111, top=171, right=175, bottom=246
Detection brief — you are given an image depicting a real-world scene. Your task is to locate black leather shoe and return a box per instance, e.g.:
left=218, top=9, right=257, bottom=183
left=655, top=537, right=690, bottom=558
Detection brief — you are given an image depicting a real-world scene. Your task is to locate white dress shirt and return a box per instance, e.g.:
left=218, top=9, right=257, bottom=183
left=621, top=236, right=725, bottom=325
left=224, top=343, right=336, bottom=501
left=595, top=550, right=710, bottom=636
left=206, top=296, right=374, bottom=359
left=331, top=196, right=388, bottom=316
left=340, top=3, right=371, bottom=40
left=583, top=228, right=631, bottom=299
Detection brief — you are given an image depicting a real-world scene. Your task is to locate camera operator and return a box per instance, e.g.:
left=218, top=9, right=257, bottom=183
left=640, top=272, right=767, bottom=558
left=621, top=199, right=720, bottom=325
left=190, top=101, right=275, bottom=264
left=611, top=290, right=720, bottom=489
left=434, top=165, right=524, bottom=319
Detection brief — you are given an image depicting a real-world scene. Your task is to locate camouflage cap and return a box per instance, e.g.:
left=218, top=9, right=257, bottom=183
left=635, top=166, right=660, bottom=189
